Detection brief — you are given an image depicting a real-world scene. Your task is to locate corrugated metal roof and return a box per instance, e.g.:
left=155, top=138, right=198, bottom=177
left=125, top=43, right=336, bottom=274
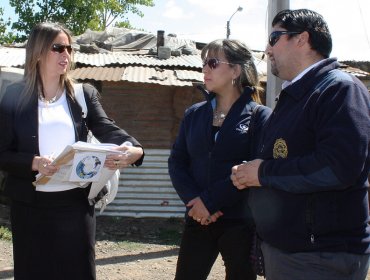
left=122, top=66, right=203, bottom=86
left=1, top=47, right=368, bottom=80
left=75, top=52, right=268, bottom=75
left=70, top=67, right=125, bottom=81
left=0, top=47, right=25, bottom=67
left=341, top=65, right=370, bottom=78
left=75, top=53, right=202, bottom=68
left=175, top=69, right=204, bottom=81
left=0, top=47, right=202, bottom=68
left=70, top=66, right=203, bottom=86
left=0, top=47, right=264, bottom=74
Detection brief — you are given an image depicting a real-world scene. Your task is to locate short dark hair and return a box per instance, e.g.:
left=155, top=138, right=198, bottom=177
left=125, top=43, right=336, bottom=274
left=272, top=9, right=332, bottom=58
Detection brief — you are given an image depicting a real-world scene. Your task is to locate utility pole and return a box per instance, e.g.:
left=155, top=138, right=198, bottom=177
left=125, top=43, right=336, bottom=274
left=266, top=0, right=289, bottom=108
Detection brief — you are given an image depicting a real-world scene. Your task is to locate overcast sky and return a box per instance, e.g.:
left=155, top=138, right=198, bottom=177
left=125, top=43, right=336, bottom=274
left=3, top=0, right=370, bottom=61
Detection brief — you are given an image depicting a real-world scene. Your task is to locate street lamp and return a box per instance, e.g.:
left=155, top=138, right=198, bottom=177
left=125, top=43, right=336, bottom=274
left=226, top=6, right=243, bottom=39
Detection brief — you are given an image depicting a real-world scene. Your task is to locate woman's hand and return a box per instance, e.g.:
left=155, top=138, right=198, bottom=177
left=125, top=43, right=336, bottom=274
left=105, top=145, right=143, bottom=170
left=32, top=155, right=59, bottom=176
left=187, top=197, right=223, bottom=226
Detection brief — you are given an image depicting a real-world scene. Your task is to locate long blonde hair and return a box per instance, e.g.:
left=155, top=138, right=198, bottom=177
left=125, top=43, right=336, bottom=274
left=20, top=22, right=75, bottom=109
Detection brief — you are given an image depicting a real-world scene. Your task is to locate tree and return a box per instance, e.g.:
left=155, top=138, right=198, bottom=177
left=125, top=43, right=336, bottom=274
left=114, top=20, right=134, bottom=29
left=96, top=0, right=154, bottom=30
left=0, top=8, right=7, bottom=34
left=9, top=0, right=100, bottom=40
left=58, top=0, right=101, bottom=35
left=0, top=7, right=16, bottom=44
left=9, top=0, right=155, bottom=41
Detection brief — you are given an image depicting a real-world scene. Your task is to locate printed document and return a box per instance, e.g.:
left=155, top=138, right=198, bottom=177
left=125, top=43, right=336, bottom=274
left=33, top=141, right=123, bottom=190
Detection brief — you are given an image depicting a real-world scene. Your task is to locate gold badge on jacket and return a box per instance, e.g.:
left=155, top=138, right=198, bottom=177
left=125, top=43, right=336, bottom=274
left=273, top=138, right=288, bottom=159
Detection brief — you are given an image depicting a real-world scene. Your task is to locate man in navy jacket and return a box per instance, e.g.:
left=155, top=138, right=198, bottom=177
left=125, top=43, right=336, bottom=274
left=231, top=9, right=370, bottom=280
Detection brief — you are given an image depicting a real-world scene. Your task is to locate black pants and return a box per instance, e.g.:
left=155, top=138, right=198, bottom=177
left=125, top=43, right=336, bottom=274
left=175, top=219, right=256, bottom=280
left=10, top=188, right=96, bottom=280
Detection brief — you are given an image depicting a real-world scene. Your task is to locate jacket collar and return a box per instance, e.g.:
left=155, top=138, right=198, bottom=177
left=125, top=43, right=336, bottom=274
left=197, top=85, right=254, bottom=105
left=282, top=58, right=340, bottom=101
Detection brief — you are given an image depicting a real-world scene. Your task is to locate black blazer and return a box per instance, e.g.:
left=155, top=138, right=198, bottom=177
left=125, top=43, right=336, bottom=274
left=0, top=82, right=143, bottom=203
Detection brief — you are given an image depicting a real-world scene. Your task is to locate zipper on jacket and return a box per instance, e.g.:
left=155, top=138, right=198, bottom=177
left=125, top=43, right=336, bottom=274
left=306, top=195, right=315, bottom=245
left=207, top=151, right=212, bottom=191
left=310, top=234, right=315, bottom=244
left=260, top=144, right=264, bottom=154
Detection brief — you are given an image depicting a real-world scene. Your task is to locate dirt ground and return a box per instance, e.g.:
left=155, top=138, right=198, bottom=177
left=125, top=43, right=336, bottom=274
left=1, top=204, right=261, bottom=280
left=0, top=238, right=227, bottom=280
left=3, top=203, right=368, bottom=280
left=2, top=240, right=369, bottom=280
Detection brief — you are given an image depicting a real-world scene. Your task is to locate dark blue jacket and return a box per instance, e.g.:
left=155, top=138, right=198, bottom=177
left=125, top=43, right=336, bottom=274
left=168, top=87, right=271, bottom=221
left=249, top=58, right=370, bottom=254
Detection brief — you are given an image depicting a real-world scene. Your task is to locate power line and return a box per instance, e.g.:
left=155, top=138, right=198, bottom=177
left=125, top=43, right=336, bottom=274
left=356, top=0, right=370, bottom=57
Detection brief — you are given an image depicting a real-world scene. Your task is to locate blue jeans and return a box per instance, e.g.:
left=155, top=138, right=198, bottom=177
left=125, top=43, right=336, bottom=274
left=174, top=219, right=256, bottom=280
left=261, top=242, right=370, bottom=280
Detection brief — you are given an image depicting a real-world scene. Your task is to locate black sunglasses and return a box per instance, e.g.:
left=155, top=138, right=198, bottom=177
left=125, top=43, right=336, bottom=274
left=202, top=58, right=233, bottom=70
left=51, top=44, right=72, bottom=54
left=269, top=31, right=302, bottom=47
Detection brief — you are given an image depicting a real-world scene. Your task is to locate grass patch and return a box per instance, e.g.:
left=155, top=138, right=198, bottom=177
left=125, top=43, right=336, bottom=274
left=157, top=228, right=182, bottom=245
left=96, top=216, right=184, bottom=246
left=0, top=226, right=12, bottom=241
left=116, top=240, right=148, bottom=250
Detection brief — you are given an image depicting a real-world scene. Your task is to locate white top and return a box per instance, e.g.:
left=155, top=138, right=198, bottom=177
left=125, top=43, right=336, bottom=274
left=36, top=90, right=79, bottom=192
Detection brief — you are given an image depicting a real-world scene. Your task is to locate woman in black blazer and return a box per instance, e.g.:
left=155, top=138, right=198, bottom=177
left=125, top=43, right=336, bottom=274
left=0, top=22, right=144, bottom=280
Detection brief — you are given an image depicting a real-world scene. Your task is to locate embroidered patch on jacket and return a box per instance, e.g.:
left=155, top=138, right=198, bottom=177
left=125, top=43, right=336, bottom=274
left=273, top=138, right=288, bottom=159
left=236, top=123, right=248, bottom=134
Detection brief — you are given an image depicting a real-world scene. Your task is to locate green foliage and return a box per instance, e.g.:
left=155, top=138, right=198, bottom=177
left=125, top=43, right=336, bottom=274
left=57, top=0, right=101, bottom=36
left=8, top=0, right=155, bottom=40
left=97, top=0, right=154, bottom=30
left=116, top=240, right=148, bottom=250
left=0, top=7, right=16, bottom=44
left=0, top=226, right=12, bottom=241
left=9, top=0, right=100, bottom=39
left=114, top=20, right=134, bottom=29
left=0, top=8, right=7, bottom=34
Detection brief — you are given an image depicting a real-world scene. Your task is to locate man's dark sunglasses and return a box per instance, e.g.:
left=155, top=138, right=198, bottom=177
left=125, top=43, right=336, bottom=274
left=51, top=44, right=72, bottom=54
left=269, top=31, right=302, bottom=47
left=202, top=58, right=233, bottom=70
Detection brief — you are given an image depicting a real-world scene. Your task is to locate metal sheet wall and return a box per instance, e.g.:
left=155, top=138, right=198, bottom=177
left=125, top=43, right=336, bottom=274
left=100, top=149, right=185, bottom=218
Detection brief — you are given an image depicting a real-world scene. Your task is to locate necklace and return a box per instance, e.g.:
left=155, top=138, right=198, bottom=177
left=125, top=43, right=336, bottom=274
left=39, top=87, right=60, bottom=104
left=213, top=110, right=227, bottom=125
left=39, top=94, right=58, bottom=104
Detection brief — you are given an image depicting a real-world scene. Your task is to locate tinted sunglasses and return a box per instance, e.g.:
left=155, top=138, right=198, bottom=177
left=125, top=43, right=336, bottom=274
left=202, top=58, right=233, bottom=70
left=269, top=31, right=302, bottom=47
left=51, top=44, right=72, bottom=54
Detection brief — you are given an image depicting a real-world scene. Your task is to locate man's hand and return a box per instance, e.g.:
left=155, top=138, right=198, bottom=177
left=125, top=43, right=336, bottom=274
left=230, top=159, right=263, bottom=189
